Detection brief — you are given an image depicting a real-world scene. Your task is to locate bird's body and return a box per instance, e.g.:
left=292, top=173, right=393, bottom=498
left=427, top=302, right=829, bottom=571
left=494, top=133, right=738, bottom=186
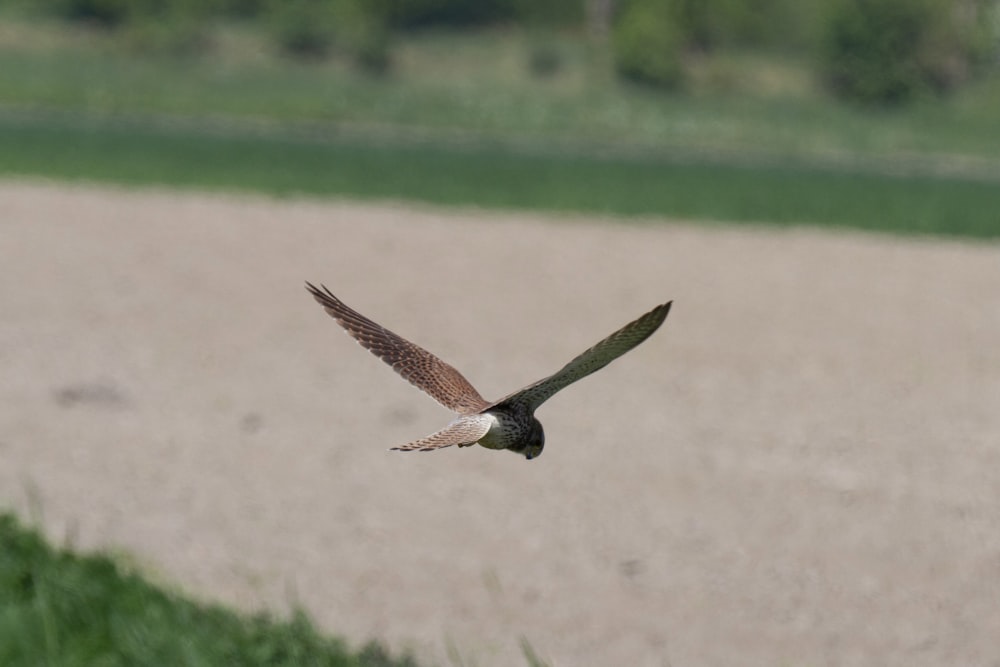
left=474, top=407, right=542, bottom=453
left=306, top=282, right=671, bottom=460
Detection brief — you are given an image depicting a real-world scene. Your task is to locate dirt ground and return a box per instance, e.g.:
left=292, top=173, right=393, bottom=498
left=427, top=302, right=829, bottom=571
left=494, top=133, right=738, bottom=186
left=2, top=180, right=999, bottom=666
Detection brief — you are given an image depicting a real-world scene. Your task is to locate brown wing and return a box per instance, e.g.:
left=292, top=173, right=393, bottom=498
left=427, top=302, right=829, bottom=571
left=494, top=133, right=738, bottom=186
left=492, top=301, right=671, bottom=412
left=306, top=283, right=490, bottom=414
left=390, top=414, right=494, bottom=452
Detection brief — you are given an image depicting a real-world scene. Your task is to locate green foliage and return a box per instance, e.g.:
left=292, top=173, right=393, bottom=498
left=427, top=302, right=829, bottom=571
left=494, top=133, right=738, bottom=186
left=671, top=0, right=738, bottom=51
left=215, top=0, right=267, bottom=18
left=341, top=7, right=393, bottom=74
left=822, top=0, right=981, bottom=105
left=511, top=0, right=582, bottom=27
left=263, top=0, right=392, bottom=72
left=45, top=0, right=132, bottom=25
left=690, top=0, right=830, bottom=50
left=611, top=0, right=831, bottom=56
left=613, top=0, right=685, bottom=89
left=266, top=0, right=339, bottom=58
left=38, top=0, right=212, bottom=26
left=33, top=0, right=213, bottom=55
left=367, top=0, right=516, bottom=28
left=527, top=42, right=564, bottom=78
left=0, top=10, right=998, bottom=240
left=116, top=13, right=213, bottom=56
left=349, top=0, right=577, bottom=29
left=609, top=0, right=814, bottom=88
left=1, top=26, right=998, bottom=158
left=351, top=26, right=392, bottom=74
left=0, top=513, right=422, bottom=667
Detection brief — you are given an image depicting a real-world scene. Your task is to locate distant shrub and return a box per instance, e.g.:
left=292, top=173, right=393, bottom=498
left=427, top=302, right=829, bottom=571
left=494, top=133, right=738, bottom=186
left=611, top=0, right=768, bottom=89
left=214, top=0, right=267, bottom=18
left=47, top=0, right=131, bottom=26
left=367, top=0, right=513, bottom=27
left=671, top=0, right=734, bottom=51
left=739, top=0, right=831, bottom=50
left=822, top=0, right=982, bottom=105
left=267, top=0, right=338, bottom=58
left=512, top=0, right=583, bottom=27
left=118, top=14, right=212, bottom=56
left=613, top=0, right=685, bottom=89
left=362, top=0, right=581, bottom=29
left=40, top=0, right=213, bottom=54
left=527, top=42, right=564, bottom=78
left=612, top=0, right=830, bottom=54
left=345, top=13, right=392, bottom=74
left=265, top=0, right=393, bottom=72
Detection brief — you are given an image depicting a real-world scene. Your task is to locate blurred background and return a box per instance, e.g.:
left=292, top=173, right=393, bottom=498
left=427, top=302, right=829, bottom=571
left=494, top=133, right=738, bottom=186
left=2, top=2, right=1000, bottom=667
left=0, top=0, right=998, bottom=235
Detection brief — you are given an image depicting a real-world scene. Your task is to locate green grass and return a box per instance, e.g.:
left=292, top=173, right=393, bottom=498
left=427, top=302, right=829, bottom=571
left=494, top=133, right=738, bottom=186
left=0, top=513, right=423, bottom=667
left=1, top=17, right=998, bottom=238
left=2, top=20, right=1000, bottom=165
left=3, top=111, right=999, bottom=239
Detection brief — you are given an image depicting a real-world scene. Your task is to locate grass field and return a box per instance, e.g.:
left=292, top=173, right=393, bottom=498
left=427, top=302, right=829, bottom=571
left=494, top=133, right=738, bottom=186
left=3, top=111, right=999, bottom=238
left=2, top=23, right=1000, bottom=162
left=1, top=16, right=1000, bottom=239
left=0, top=513, right=422, bottom=667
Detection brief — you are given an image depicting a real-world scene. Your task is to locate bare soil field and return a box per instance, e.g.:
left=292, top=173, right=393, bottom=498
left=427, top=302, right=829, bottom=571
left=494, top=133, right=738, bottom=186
left=2, top=180, right=998, bottom=666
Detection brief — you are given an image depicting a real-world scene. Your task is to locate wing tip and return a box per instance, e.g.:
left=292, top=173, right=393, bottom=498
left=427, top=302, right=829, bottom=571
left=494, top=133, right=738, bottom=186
left=650, top=300, right=672, bottom=324
left=305, top=281, right=343, bottom=310
left=304, top=280, right=324, bottom=299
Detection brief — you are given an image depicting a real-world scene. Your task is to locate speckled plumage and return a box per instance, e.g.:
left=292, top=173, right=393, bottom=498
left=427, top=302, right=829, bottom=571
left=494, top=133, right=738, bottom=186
left=306, top=282, right=671, bottom=460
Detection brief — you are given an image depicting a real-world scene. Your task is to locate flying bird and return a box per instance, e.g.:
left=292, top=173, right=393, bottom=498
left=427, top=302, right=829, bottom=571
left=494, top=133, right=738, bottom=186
left=306, top=283, right=671, bottom=460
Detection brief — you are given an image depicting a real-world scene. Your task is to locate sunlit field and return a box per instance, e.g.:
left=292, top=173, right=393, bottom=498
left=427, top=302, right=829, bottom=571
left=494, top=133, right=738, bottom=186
left=4, top=181, right=999, bottom=666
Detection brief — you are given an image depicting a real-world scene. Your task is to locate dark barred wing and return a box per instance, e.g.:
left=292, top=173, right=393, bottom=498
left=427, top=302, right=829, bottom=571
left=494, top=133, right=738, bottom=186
left=492, top=301, right=671, bottom=412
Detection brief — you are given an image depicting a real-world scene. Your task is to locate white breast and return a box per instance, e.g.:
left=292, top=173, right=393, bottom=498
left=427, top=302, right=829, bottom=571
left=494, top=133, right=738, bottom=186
left=476, top=411, right=513, bottom=450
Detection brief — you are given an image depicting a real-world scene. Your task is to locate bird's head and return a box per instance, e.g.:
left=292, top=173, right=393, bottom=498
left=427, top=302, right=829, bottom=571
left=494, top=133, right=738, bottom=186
left=522, top=418, right=545, bottom=461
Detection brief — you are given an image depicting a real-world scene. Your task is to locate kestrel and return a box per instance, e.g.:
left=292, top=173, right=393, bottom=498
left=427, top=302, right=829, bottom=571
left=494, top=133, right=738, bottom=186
left=306, top=283, right=671, bottom=460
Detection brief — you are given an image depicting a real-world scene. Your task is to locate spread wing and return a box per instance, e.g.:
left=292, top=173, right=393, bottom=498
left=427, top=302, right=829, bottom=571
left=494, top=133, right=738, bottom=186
left=492, top=301, right=671, bottom=412
left=306, top=283, right=490, bottom=414
left=390, top=414, right=494, bottom=452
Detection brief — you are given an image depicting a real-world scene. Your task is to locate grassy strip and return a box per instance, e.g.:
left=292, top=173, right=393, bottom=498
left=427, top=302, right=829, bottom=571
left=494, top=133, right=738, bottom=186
left=2, top=31, right=1000, bottom=164
left=3, top=113, right=999, bottom=239
left=0, top=513, right=422, bottom=667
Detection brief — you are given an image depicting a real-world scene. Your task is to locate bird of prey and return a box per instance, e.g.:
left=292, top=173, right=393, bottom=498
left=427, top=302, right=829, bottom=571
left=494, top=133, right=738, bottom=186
left=306, top=283, right=671, bottom=460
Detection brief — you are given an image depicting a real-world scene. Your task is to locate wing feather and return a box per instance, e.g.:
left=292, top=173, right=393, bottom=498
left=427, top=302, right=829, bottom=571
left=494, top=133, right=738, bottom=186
left=390, top=414, right=494, bottom=452
left=492, top=301, right=672, bottom=412
left=306, top=283, right=490, bottom=414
